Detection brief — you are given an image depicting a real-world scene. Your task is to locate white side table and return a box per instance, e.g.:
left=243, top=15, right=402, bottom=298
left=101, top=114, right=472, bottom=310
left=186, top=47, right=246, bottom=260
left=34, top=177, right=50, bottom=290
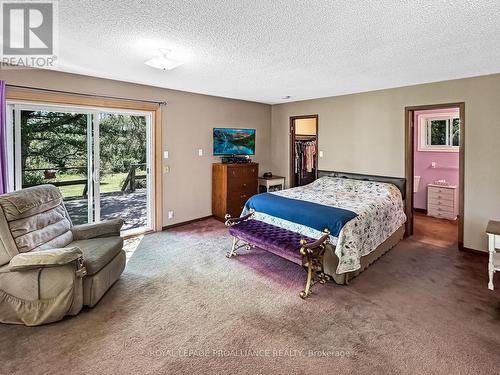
left=258, top=176, right=285, bottom=193
left=486, top=220, right=500, bottom=290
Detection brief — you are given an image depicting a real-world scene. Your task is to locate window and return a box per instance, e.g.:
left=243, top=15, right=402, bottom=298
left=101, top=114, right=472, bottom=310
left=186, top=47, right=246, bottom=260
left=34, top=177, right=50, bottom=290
left=418, top=114, right=460, bottom=152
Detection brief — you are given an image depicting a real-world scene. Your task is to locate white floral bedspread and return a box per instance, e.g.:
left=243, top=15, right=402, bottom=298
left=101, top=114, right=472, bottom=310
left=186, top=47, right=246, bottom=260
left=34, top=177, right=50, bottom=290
left=242, top=177, right=406, bottom=274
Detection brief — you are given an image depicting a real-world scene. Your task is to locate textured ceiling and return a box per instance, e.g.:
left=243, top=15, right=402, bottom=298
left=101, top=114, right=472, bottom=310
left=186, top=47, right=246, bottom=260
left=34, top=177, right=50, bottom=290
left=53, top=0, right=500, bottom=104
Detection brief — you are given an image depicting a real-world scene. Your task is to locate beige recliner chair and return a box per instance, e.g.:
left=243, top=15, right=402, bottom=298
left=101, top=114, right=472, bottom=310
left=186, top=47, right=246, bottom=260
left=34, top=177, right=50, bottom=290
left=0, top=185, right=126, bottom=326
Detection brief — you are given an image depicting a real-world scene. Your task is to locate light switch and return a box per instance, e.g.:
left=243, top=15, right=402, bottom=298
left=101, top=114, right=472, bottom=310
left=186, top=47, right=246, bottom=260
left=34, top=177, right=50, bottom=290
left=163, top=151, right=169, bottom=159
left=319, top=151, right=324, bottom=158
left=198, top=149, right=203, bottom=156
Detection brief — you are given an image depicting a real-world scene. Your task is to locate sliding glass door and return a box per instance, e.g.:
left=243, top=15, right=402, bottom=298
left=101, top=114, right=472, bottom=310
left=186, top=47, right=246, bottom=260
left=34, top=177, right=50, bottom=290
left=7, top=103, right=153, bottom=234
left=95, top=111, right=152, bottom=231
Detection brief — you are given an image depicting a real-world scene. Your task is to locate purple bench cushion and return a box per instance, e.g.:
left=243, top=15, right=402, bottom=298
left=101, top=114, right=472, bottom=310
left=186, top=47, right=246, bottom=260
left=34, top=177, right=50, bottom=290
left=228, top=219, right=315, bottom=265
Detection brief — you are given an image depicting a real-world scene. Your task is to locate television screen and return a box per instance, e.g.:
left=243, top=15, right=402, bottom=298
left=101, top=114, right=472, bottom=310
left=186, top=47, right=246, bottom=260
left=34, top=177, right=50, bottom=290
left=213, top=128, right=256, bottom=155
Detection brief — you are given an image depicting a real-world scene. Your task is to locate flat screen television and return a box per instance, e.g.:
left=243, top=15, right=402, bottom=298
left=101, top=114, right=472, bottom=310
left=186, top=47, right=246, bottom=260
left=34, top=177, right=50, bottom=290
left=213, top=128, right=256, bottom=156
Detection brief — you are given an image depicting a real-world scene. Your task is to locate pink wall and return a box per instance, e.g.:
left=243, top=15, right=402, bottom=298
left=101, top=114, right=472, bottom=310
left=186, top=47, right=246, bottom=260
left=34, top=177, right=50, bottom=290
left=413, top=108, right=459, bottom=210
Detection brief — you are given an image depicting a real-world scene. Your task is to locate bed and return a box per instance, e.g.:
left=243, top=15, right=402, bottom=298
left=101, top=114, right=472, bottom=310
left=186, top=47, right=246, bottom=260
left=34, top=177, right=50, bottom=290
left=241, top=171, right=407, bottom=284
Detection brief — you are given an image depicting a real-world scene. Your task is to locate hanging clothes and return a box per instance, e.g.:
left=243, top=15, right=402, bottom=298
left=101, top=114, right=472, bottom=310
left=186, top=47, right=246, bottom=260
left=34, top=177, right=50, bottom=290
left=294, top=139, right=316, bottom=183
left=305, top=141, right=316, bottom=172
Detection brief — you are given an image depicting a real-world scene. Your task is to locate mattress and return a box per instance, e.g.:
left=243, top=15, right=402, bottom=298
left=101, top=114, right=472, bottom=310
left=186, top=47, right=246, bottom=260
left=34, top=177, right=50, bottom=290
left=242, top=176, right=407, bottom=275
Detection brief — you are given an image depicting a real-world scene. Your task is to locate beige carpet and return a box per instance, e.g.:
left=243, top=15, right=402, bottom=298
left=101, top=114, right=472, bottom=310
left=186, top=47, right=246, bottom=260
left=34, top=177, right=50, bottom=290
left=1, top=218, right=499, bottom=375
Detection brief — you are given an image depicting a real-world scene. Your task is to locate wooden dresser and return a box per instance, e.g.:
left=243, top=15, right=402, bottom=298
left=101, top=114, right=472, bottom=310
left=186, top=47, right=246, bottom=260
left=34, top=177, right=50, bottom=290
left=427, top=184, right=458, bottom=220
left=212, top=163, right=259, bottom=221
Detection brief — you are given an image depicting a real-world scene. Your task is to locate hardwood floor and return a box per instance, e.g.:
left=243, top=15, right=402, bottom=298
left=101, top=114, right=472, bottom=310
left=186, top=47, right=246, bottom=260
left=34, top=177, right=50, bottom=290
left=413, top=211, right=458, bottom=249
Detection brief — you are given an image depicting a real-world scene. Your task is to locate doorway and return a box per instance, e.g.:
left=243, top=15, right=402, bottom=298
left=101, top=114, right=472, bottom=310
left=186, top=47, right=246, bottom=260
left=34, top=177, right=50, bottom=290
left=290, top=115, right=318, bottom=187
left=6, top=102, right=154, bottom=235
left=405, top=103, right=465, bottom=249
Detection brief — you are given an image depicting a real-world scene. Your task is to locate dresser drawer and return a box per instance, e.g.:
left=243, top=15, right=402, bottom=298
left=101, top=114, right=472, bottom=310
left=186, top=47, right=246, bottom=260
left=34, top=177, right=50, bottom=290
left=228, top=165, right=258, bottom=179
left=428, top=186, right=455, bottom=198
left=428, top=197, right=454, bottom=207
left=227, top=195, right=249, bottom=217
left=228, top=190, right=254, bottom=203
left=428, top=203, right=456, bottom=219
left=228, top=178, right=257, bottom=193
left=427, top=210, right=456, bottom=220
left=227, top=187, right=256, bottom=216
left=428, top=204, right=454, bottom=214
left=228, top=167, right=245, bottom=178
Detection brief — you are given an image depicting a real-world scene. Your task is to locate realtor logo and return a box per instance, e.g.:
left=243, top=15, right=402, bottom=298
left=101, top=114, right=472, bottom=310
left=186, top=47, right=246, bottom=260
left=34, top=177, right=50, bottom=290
left=1, top=0, right=58, bottom=68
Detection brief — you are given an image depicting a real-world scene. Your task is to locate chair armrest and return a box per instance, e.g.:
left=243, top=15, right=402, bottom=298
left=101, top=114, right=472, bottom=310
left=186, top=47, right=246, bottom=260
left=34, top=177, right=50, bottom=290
left=8, top=247, right=83, bottom=272
left=71, top=218, right=124, bottom=240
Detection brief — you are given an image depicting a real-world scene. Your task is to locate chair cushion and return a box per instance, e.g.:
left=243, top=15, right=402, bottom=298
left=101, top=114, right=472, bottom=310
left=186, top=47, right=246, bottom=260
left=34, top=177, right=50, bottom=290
left=0, top=184, right=63, bottom=220
left=70, top=237, right=123, bottom=275
left=0, top=185, right=73, bottom=254
left=83, top=250, right=126, bottom=307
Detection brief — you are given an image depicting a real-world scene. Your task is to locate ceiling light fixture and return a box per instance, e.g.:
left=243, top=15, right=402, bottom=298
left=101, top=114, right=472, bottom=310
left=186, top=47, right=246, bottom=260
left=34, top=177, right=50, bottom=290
left=145, top=49, right=183, bottom=71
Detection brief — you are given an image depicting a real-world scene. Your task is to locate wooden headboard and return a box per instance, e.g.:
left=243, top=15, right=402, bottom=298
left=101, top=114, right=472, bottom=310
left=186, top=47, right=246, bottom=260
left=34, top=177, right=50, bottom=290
left=317, top=170, right=407, bottom=200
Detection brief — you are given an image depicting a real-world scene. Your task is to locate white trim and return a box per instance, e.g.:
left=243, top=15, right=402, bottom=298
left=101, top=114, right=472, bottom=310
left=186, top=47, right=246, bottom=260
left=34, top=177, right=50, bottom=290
left=13, top=105, right=21, bottom=190
left=5, top=104, right=14, bottom=192
left=145, top=113, right=154, bottom=231
left=86, top=114, right=94, bottom=224
left=417, top=112, right=460, bottom=153
left=92, top=113, right=100, bottom=223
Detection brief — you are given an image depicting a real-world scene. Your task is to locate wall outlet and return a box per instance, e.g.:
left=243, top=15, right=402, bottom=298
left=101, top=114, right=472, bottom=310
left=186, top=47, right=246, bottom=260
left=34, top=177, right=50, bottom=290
left=168, top=211, right=174, bottom=219
left=198, top=148, right=203, bottom=156
left=319, top=150, right=324, bottom=158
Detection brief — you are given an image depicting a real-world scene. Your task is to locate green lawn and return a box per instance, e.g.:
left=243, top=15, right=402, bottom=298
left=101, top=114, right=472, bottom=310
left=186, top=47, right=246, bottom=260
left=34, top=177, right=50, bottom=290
left=40, top=171, right=146, bottom=198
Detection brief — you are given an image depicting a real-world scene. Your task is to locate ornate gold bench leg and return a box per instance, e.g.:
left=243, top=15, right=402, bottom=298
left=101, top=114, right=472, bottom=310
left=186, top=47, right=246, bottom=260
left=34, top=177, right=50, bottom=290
left=226, top=237, right=239, bottom=258
left=300, top=254, right=314, bottom=299
left=299, top=230, right=330, bottom=299
left=318, top=260, right=329, bottom=285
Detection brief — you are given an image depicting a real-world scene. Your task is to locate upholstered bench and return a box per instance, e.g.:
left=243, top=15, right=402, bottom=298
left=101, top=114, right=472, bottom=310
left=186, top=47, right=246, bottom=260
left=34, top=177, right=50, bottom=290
left=225, top=213, right=330, bottom=299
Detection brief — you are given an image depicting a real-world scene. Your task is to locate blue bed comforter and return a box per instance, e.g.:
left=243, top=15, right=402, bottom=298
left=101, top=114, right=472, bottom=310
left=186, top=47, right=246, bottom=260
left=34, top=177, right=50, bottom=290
left=244, top=193, right=357, bottom=237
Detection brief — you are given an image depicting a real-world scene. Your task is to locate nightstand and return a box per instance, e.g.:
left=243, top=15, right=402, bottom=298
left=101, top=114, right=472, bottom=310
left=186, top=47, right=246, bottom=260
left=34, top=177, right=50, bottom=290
left=258, top=176, right=285, bottom=193
left=486, top=220, right=500, bottom=290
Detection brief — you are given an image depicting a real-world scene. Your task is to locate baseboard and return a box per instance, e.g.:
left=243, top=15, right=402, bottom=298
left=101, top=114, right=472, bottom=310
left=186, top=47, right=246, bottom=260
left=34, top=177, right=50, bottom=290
left=459, top=244, right=488, bottom=257
left=162, top=215, right=213, bottom=230
left=414, top=208, right=427, bottom=214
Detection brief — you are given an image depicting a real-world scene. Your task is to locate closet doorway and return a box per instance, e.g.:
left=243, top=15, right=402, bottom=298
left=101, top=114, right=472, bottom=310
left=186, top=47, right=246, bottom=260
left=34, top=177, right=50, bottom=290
left=290, top=115, right=318, bottom=187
